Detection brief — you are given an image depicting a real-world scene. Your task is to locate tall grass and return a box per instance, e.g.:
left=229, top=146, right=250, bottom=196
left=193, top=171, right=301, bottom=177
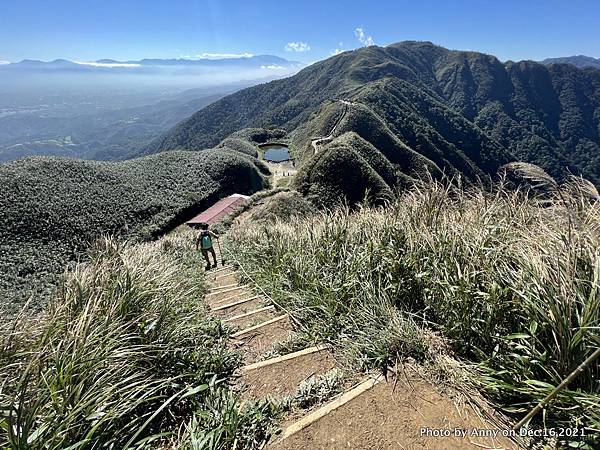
left=0, top=229, right=276, bottom=449
left=226, top=180, right=600, bottom=440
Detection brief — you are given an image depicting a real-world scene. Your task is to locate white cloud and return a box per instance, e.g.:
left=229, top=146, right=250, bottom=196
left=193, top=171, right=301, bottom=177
left=195, top=52, right=254, bottom=59
left=331, top=49, right=344, bottom=56
left=285, top=42, right=310, bottom=52
left=75, top=61, right=140, bottom=68
left=261, top=64, right=285, bottom=70
left=0, top=60, right=10, bottom=65
left=355, top=27, right=375, bottom=47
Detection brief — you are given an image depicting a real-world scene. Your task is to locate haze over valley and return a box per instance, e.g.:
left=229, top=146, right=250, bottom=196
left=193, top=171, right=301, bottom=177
left=0, top=55, right=302, bottom=161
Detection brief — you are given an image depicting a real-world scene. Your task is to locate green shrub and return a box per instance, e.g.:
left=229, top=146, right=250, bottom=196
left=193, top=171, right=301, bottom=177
left=227, top=127, right=287, bottom=145
left=281, top=369, right=346, bottom=411
left=293, top=146, right=392, bottom=207
left=216, top=138, right=259, bottom=157
left=179, top=386, right=280, bottom=450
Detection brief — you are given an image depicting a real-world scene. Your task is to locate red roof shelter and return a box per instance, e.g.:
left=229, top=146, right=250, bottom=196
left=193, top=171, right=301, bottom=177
left=186, top=194, right=249, bottom=225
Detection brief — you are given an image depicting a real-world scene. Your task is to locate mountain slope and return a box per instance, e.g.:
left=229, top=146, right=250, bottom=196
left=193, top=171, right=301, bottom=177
left=152, top=41, right=600, bottom=185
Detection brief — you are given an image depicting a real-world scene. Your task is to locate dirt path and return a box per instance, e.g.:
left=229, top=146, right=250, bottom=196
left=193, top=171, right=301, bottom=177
left=310, top=100, right=353, bottom=154
left=264, top=158, right=297, bottom=187
left=206, top=245, right=521, bottom=449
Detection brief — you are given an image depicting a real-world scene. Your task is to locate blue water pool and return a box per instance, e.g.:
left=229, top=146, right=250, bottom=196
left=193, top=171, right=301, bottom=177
left=262, top=145, right=291, bottom=162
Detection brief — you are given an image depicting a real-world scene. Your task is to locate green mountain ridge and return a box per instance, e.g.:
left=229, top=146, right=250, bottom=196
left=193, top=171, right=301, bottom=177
left=151, top=41, right=600, bottom=187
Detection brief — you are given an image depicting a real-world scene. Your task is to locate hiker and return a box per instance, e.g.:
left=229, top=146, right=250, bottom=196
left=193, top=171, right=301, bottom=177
left=195, top=222, right=219, bottom=270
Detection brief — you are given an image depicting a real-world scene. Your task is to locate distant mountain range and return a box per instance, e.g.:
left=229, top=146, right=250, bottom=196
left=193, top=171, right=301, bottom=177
left=0, top=54, right=304, bottom=162
left=3, top=40, right=600, bottom=312
left=0, top=55, right=303, bottom=72
left=541, top=55, right=600, bottom=69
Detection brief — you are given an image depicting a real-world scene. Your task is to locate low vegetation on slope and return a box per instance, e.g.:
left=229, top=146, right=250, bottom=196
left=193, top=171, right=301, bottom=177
left=216, top=137, right=260, bottom=157
left=0, top=229, right=277, bottom=449
left=0, top=147, right=268, bottom=315
left=293, top=144, right=393, bottom=207
left=289, top=101, right=347, bottom=163
left=351, top=77, right=512, bottom=180
left=226, top=127, right=287, bottom=146
left=246, top=190, right=317, bottom=223
left=324, top=132, right=399, bottom=188
left=227, top=179, right=600, bottom=446
left=290, top=101, right=441, bottom=184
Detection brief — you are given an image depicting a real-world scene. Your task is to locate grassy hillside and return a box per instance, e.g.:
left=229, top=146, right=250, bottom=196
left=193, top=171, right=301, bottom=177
left=151, top=41, right=600, bottom=189
left=226, top=179, right=600, bottom=444
left=0, top=147, right=268, bottom=315
left=0, top=230, right=277, bottom=448
left=291, top=101, right=442, bottom=178
left=322, top=132, right=400, bottom=187
left=246, top=190, right=317, bottom=223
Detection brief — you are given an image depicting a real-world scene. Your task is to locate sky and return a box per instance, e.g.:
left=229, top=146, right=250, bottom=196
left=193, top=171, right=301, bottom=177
left=0, top=0, right=599, bottom=64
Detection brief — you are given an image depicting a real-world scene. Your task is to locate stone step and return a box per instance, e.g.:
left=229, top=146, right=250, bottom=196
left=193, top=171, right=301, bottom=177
left=270, top=374, right=519, bottom=450
left=275, top=376, right=382, bottom=444
left=209, top=282, right=240, bottom=292
left=232, top=315, right=288, bottom=338
left=214, top=297, right=265, bottom=322
left=211, top=295, right=262, bottom=313
left=239, top=347, right=337, bottom=401
left=207, top=286, right=252, bottom=302
left=210, top=273, right=239, bottom=288
left=206, top=284, right=248, bottom=297
left=241, top=345, right=329, bottom=372
left=208, top=265, right=234, bottom=275
left=223, top=305, right=277, bottom=328
left=231, top=316, right=294, bottom=364
left=207, top=290, right=252, bottom=308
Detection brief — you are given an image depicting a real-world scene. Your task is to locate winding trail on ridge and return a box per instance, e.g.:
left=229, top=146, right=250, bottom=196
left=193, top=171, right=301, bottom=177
left=310, top=100, right=356, bottom=154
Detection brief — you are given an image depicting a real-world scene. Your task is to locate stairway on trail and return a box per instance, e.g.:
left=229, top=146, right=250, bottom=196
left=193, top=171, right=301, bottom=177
left=206, top=248, right=520, bottom=449
left=311, top=100, right=350, bottom=154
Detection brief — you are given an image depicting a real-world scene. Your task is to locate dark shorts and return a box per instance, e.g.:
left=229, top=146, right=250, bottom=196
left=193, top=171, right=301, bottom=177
left=201, top=247, right=215, bottom=257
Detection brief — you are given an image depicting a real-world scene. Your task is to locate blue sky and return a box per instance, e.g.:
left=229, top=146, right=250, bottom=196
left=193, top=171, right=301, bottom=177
left=0, top=0, right=598, bottom=63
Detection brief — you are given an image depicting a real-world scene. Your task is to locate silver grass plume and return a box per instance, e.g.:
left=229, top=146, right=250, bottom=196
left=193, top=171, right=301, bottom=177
left=562, top=174, right=600, bottom=202
left=499, top=162, right=558, bottom=191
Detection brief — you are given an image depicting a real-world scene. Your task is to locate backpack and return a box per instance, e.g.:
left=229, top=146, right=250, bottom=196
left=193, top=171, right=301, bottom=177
left=200, top=231, right=213, bottom=249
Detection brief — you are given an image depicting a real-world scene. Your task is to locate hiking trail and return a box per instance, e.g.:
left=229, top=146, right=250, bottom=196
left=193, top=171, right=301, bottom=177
left=206, top=243, right=521, bottom=449
left=310, top=100, right=355, bottom=155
